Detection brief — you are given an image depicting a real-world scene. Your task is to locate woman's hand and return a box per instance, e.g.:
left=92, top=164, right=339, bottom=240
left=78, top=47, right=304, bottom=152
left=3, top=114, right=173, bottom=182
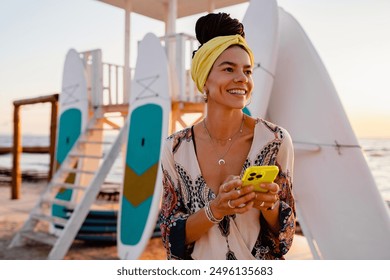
left=209, top=175, right=256, bottom=220
left=252, top=182, right=280, bottom=211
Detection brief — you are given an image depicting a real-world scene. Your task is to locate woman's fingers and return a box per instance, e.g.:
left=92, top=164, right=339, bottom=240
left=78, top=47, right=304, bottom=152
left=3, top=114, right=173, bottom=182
left=233, top=201, right=254, bottom=214
left=226, top=190, right=255, bottom=209
left=252, top=183, right=280, bottom=211
left=219, top=175, right=242, bottom=193
left=256, top=182, right=279, bottom=193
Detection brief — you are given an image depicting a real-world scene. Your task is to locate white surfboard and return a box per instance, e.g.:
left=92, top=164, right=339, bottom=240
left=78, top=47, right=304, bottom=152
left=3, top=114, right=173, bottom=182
left=268, top=8, right=390, bottom=259
left=52, top=49, right=88, bottom=223
left=242, top=0, right=278, bottom=118
left=117, top=33, right=171, bottom=259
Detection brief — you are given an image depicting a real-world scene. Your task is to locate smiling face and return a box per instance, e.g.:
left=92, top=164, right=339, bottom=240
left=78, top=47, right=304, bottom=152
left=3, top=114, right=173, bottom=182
left=204, top=45, right=254, bottom=110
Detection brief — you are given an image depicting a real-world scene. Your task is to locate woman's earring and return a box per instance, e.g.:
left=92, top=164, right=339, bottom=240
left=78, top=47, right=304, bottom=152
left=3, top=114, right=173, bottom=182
left=202, top=90, right=208, bottom=103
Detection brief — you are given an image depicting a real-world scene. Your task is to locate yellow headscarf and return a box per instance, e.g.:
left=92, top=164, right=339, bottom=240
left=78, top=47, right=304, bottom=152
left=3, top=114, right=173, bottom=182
left=191, top=34, right=254, bottom=93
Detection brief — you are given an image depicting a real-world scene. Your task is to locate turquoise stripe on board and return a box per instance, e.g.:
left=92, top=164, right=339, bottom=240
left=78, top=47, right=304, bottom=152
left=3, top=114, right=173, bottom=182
left=53, top=108, right=82, bottom=218
left=120, top=196, right=153, bottom=245
left=126, top=104, right=163, bottom=175
left=56, top=108, right=82, bottom=164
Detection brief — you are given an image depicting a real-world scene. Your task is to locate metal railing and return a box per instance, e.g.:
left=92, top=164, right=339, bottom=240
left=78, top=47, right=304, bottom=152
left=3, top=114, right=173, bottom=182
left=102, top=62, right=125, bottom=106
left=79, top=33, right=201, bottom=108
left=161, top=33, right=201, bottom=103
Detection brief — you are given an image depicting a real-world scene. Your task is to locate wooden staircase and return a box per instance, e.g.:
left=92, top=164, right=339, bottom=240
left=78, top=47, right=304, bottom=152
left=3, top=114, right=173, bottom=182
left=9, top=111, right=127, bottom=259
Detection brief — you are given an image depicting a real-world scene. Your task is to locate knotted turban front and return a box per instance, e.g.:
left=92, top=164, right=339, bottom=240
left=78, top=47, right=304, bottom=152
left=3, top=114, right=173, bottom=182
left=191, top=34, right=254, bottom=93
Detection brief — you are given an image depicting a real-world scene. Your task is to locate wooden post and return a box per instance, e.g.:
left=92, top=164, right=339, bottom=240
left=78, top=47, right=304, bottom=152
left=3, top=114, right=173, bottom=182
left=12, top=104, right=22, bottom=200
left=11, top=93, right=59, bottom=199
left=48, top=95, right=59, bottom=180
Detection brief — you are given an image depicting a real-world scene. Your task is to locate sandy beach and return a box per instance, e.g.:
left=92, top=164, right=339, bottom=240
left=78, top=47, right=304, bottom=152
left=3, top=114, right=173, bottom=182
left=0, top=178, right=167, bottom=260
left=0, top=177, right=312, bottom=260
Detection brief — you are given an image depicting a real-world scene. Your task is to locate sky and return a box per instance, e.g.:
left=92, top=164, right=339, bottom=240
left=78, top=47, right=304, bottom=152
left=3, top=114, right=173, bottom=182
left=0, top=0, right=389, bottom=138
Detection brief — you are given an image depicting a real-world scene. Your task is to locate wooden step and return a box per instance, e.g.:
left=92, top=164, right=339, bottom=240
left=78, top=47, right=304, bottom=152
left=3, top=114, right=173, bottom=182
left=53, top=182, right=86, bottom=191
left=97, top=114, right=125, bottom=119
left=68, top=153, right=103, bottom=159
left=88, top=127, right=120, bottom=131
left=20, top=230, right=58, bottom=246
left=31, top=213, right=68, bottom=227
left=41, top=198, right=76, bottom=209
left=79, top=140, right=113, bottom=145
left=63, top=168, right=96, bottom=175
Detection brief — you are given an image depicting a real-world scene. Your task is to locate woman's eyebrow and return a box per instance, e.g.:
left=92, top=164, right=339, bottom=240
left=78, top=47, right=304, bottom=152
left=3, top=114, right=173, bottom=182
left=217, top=61, right=252, bottom=68
left=217, top=61, right=236, bottom=67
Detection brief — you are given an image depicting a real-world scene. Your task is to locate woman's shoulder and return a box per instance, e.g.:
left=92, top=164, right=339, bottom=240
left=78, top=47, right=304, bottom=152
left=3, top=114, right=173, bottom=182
left=165, top=126, right=194, bottom=154
left=167, top=126, right=193, bottom=142
left=255, top=118, right=292, bottom=143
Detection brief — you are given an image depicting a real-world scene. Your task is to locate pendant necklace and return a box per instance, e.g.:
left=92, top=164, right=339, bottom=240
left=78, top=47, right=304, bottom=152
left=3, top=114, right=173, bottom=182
left=203, top=115, right=245, bottom=165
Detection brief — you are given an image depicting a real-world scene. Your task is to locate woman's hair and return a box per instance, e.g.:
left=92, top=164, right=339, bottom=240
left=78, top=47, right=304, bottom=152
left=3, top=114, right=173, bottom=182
left=192, top=12, right=245, bottom=57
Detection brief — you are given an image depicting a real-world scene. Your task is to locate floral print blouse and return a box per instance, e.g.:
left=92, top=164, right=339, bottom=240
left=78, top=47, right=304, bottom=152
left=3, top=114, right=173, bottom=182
left=159, top=118, right=296, bottom=259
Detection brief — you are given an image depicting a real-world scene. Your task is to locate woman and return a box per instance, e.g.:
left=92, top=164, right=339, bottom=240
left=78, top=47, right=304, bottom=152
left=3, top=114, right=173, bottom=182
left=159, top=13, right=295, bottom=260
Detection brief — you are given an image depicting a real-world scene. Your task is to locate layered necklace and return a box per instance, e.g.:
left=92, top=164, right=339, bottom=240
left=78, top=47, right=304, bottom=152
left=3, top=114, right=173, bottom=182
left=202, top=115, right=245, bottom=165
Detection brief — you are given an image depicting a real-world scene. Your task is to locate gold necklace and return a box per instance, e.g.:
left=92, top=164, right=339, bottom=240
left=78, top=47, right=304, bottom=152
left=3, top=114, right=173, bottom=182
left=203, top=115, right=245, bottom=165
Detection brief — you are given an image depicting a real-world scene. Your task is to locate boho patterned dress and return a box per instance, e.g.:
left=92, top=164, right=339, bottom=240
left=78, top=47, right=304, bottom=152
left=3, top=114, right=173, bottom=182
left=159, top=118, right=296, bottom=260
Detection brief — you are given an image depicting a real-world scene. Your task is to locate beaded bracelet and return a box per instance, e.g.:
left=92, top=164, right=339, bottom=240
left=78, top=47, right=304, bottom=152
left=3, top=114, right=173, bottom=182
left=205, top=201, right=223, bottom=224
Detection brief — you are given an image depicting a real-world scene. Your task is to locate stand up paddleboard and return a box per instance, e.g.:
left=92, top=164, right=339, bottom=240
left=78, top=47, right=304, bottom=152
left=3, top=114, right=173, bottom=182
left=52, top=49, right=88, bottom=221
left=242, top=0, right=278, bottom=118
left=118, top=33, right=170, bottom=259
left=62, top=209, right=118, bottom=242
left=268, top=8, right=390, bottom=259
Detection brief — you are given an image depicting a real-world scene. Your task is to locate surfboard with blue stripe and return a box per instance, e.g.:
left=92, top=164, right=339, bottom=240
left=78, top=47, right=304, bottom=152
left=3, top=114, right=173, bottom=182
left=52, top=49, right=88, bottom=220
left=118, top=33, right=170, bottom=259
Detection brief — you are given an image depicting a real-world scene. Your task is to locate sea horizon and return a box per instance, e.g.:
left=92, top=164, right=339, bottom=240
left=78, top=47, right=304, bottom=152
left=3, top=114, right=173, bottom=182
left=1, top=133, right=389, bottom=146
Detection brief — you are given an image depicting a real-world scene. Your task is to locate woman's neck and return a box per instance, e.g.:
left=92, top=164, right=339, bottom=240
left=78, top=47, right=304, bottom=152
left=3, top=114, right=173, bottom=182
left=203, top=109, right=245, bottom=141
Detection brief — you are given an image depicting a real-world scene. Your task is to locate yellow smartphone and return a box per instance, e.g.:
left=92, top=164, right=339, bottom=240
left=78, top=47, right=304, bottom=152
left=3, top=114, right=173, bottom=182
left=241, top=165, right=279, bottom=192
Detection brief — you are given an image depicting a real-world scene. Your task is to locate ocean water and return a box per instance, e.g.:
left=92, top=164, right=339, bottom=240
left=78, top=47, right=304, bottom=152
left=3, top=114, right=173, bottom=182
left=359, top=138, right=390, bottom=201
left=0, top=135, right=124, bottom=184
left=0, top=135, right=389, bottom=202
